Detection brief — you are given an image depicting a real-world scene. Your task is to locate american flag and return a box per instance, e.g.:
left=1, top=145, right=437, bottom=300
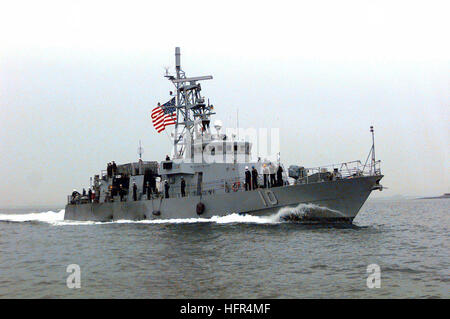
left=151, top=97, right=177, bottom=133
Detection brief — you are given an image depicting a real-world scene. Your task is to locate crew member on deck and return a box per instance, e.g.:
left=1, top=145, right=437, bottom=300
left=149, top=172, right=156, bottom=194
left=181, top=177, right=186, bottom=197
left=245, top=166, right=251, bottom=191
left=333, top=168, right=342, bottom=180
left=88, top=188, right=92, bottom=203
left=132, top=182, right=137, bottom=201
left=95, top=188, right=100, bottom=203
left=276, top=165, right=283, bottom=187
left=112, top=161, right=117, bottom=176
left=269, top=162, right=276, bottom=188
left=146, top=181, right=151, bottom=199
left=251, top=166, right=258, bottom=189
left=71, top=189, right=80, bottom=203
left=263, top=164, right=269, bottom=188
left=164, top=180, right=170, bottom=198
left=166, top=155, right=170, bottom=161
left=119, top=184, right=125, bottom=202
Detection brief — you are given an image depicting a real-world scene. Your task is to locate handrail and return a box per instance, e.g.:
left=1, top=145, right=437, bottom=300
left=305, top=159, right=381, bottom=178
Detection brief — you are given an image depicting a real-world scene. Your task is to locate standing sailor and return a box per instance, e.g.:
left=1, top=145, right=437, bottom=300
left=71, top=189, right=80, bottom=204
left=180, top=177, right=186, bottom=197
left=107, top=162, right=112, bottom=177
left=164, top=180, right=170, bottom=198
left=132, top=182, right=137, bottom=201
left=251, top=166, right=258, bottom=189
left=263, top=164, right=269, bottom=188
left=119, top=184, right=125, bottom=202
left=269, top=162, right=276, bottom=188
left=112, top=161, right=117, bottom=176
left=245, top=166, right=251, bottom=191
left=276, top=165, right=284, bottom=187
left=149, top=172, right=156, bottom=194
left=146, top=181, right=151, bottom=199
left=88, top=188, right=92, bottom=203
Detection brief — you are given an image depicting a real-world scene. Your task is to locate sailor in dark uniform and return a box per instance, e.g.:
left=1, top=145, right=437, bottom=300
left=164, top=180, right=170, bottom=198
left=180, top=177, right=186, bottom=197
left=119, top=184, right=125, bottom=202
left=149, top=172, right=156, bottom=194
left=146, top=181, right=151, bottom=199
left=112, top=161, right=117, bottom=176
left=251, top=166, right=258, bottom=189
left=71, top=189, right=80, bottom=203
left=107, top=162, right=112, bottom=177
left=276, top=165, right=283, bottom=187
left=132, top=182, right=137, bottom=201
left=245, top=166, right=251, bottom=191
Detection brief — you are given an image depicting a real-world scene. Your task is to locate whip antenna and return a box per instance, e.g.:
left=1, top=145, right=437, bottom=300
left=137, top=140, right=144, bottom=160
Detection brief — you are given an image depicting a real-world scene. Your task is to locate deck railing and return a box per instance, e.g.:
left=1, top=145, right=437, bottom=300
left=304, top=159, right=381, bottom=181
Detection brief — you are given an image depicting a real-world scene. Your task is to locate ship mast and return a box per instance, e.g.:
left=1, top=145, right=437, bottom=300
left=165, top=47, right=214, bottom=158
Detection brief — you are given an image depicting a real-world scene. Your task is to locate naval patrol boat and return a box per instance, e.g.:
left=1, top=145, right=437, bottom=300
left=65, top=47, right=384, bottom=223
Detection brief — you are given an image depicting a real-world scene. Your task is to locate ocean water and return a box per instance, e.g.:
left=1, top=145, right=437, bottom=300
left=0, top=199, right=448, bottom=298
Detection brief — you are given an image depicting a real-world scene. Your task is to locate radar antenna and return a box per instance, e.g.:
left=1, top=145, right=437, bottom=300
left=163, top=66, right=170, bottom=77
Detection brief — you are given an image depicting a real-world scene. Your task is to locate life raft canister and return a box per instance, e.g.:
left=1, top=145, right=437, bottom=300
left=196, top=202, right=205, bottom=215
left=232, top=182, right=240, bottom=192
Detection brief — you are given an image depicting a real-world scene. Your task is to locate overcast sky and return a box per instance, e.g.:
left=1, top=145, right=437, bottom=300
left=0, top=0, right=448, bottom=206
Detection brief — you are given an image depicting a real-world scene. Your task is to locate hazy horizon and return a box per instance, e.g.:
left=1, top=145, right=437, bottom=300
left=1, top=1, right=448, bottom=206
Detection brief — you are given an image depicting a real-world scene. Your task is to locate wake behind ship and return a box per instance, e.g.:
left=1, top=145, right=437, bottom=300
left=65, top=48, right=384, bottom=223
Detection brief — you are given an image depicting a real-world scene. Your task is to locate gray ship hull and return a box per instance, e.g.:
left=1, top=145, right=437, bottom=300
left=64, top=175, right=382, bottom=223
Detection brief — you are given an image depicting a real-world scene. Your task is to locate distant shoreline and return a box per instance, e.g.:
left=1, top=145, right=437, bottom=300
left=416, top=194, right=450, bottom=200
left=369, top=194, right=450, bottom=201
